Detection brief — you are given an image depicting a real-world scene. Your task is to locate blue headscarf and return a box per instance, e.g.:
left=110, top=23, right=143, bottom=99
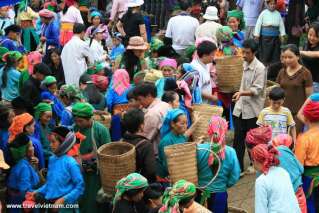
left=160, top=109, right=185, bottom=138
left=90, top=11, right=102, bottom=19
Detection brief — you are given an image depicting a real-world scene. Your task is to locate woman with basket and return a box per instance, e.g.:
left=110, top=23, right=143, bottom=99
left=196, top=116, right=240, bottom=213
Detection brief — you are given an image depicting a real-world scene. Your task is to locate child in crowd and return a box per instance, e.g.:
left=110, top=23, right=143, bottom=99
left=110, top=32, right=125, bottom=61
left=257, top=87, right=296, bottom=141
left=30, top=126, right=85, bottom=211
left=161, top=91, right=180, bottom=109
left=122, top=108, right=156, bottom=183
left=7, top=134, right=40, bottom=212
left=252, top=144, right=300, bottom=213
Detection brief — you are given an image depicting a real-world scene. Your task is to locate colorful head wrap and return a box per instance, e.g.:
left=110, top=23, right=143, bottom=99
left=159, top=179, right=196, bottom=213
left=9, top=133, right=31, bottom=162
left=272, top=134, right=293, bottom=148
left=207, top=116, right=228, bottom=159
left=113, top=173, right=148, bottom=204
left=65, top=0, right=76, bottom=7
left=251, top=144, right=279, bottom=174
left=34, top=103, right=52, bottom=120
left=303, top=100, right=319, bottom=123
left=0, top=47, right=9, bottom=63
left=144, top=69, right=163, bottom=83
left=72, top=102, right=94, bottom=118
left=8, top=113, right=33, bottom=143
left=42, top=75, right=57, bottom=86
left=150, top=38, right=164, bottom=52
left=113, top=69, right=130, bottom=96
left=245, top=126, right=272, bottom=149
left=160, top=109, right=185, bottom=138
left=227, top=10, right=245, bottom=30
left=59, top=84, right=82, bottom=100
left=90, top=10, right=102, bottom=19
left=87, top=62, right=105, bottom=75
left=44, top=1, right=57, bottom=11
left=159, top=58, right=178, bottom=69
left=39, top=9, right=55, bottom=18
left=133, top=71, right=146, bottom=85
left=27, top=51, right=42, bottom=74
left=216, top=26, right=234, bottom=43
left=49, top=126, right=79, bottom=157
left=2, top=51, right=23, bottom=63
left=185, top=45, right=196, bottom=60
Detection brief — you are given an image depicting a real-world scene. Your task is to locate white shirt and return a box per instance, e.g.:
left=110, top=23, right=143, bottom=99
left=254, top=9, right=286, bottom=37
left=165, top=14, right=199, bottom=51
left=88, top=39, right=105, bottom=64
left=61, top=36, right=93, bottom=86
left=255, top=167, right=301, bottom=213
left=191, top=58, right=211, bottom=104
left=195, top=21, right=222, bottom=45
left=60, top=6, right=83, bottom=23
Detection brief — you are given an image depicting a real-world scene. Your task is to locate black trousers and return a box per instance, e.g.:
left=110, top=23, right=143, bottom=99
left=233, top=115, right=257, bottom=172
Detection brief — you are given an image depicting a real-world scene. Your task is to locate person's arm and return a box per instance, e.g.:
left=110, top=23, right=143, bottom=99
left=106, top=88, right=114, bottom=112
left=184, top=112, right=200, bottom=138
left=45, top=22, right=60, bottom=47
left=295, top=136, right=306, bottom=165
left=226, top=149, right=241, bottom=187
left=300, top=50, right=319, bottom=58
left=139, top=24, right=147, bottom=42
left=254, top=12, right=263, bottom=38
left=109, top=0, right=119, bottom=21
left=116, top=21, right=126, bottom=37
left=256, top=110, right=265, bottom=126
left=201, top=92, right=218, bottom=102
left=297, top=97, right=311, bottom=124
left=306, top=86, right=313, bottom=98
left=279, top=13, right=286, bottom=37
left=290, top=126, right=297, bottom=148
left=255, top=179, right=269, bottom=213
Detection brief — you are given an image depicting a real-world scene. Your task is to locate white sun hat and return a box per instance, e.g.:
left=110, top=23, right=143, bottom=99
left=203, top=6, right=219, bottom=21
left=127, top=0, right=144, bottom=8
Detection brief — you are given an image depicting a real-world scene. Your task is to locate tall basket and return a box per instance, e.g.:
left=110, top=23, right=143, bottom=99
left=191, top=104, right=224, bottom=140
left=164, top=143, right=198, bottom=185
left=215, top=56, right=244, bottom=93
left=97, top=142, right=136, bottom=196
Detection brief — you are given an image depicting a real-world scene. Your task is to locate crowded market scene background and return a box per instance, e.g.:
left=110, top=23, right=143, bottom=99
left=1, top=0, right=319, bottom=212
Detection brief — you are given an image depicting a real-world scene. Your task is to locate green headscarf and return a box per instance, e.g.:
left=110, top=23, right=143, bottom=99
left=3, top=51, right=23, bottom=62
left=185, top=45, right=196, bottom=60
left=34, top=103, right=52, bottom=120
left=0, top=47, right=9, bottom=63
left=113, top=173, right=149, bottom=204
left=227, top=10, right=245, bottom=30
left=42, top=76, right=57, bottom=85
left=72, top=102, right=94, bottom=118
left=59, top=84, right=83, bottom=100
left=159, top=179, right=196, bottom=213
left=150, top=38, right=164, bottom=52
left=87, top=63, right=105, bottom=75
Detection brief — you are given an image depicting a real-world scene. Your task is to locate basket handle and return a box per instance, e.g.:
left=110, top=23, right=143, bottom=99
left=196, top=147, right=221, bottom=190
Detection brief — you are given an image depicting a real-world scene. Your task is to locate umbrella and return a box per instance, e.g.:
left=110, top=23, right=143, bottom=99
left=0, top=0, right=21, bottom=7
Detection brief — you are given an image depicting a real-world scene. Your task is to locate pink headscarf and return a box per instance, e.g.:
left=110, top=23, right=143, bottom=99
left=251, top=144, right=280, bottom=174
left=159, top=58, right=177, bottom=69
left=272, top=134, right=293, bottom=148
left=207, top=116, right=228, bottom=159
left=113, top=69, right=130, bottom=96
left=27, top=51, right=42, bottom=74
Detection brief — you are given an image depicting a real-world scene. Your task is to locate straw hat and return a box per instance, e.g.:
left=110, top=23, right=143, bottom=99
left=0, top=150, right=9, bottom=170
left=127, top=36, right=148, bottom=50
left=127, top=0, right=144, bottom=8
left=203, top=6, right=219, bottom=21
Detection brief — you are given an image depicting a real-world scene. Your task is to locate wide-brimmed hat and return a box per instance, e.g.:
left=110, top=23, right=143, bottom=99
left=203, top=6, right=219, bottom=21
left=0, top=150, right=9, bottom=170
left=127, top=36, right=148, bottom=50
left=127, top=0, right=144, bottom=8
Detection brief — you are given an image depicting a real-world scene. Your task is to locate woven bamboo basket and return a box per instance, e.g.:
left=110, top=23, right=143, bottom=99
left=264, top=80, right=280, bottom=107
left=164, top=142, right=198, bottom=185
left=93, top=112, right=111, bottom=129
left=97, top=142, right=136, bottom=196
left=191, top=104, right=224, bottom=140
left=215, top=56, right=244, bottom=93
left=228, top=206, right=248, bottom=213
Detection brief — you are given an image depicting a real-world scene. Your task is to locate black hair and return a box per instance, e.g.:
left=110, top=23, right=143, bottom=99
left=51, top=126, right=70, bottom=143
left=157, top=45, right=178, bottom=58
left=4, top=24, right=21, bottom=36
left=11, top=96, right=33, bottom=114
left=123, top=187, right=146, bottom=199
left=1, top=54, right=17, bottom=89
left=127, top=89, right=135, bottom=100
left=79, top=74, right=104, bottom=105
left=89, top=27, right=97, bottom=47
left=73, top=23, right=86, bottom=34
left=43, top=48, right=61, bottom=66
left=282, top=44, right=300, bottom=56
left=122, top=50, right=141, bottom=80
left=22, top=118, right=35, bottom=134
left=179, top=0, right=191, bottom=11
left=243, top=39, right=258, bottom=53
left=307, top=22, right=319, bottom=48
left=122, top=109, right=145, bottom=133
left=143, top=183, right=163, bottom=203
left=197, top=41, right=217, bottom=58
left=9, top=133, right=30, bottom=148
left=0, top=104, right=11, bottom=129
left=178, top=195, right=195, bottom=206
left=162, top=91, right=178, bottom=103
left=33, top=63, right=52, bottom=76
left=164, top=78, right=178, bottom=92
left=133, top=83, right=157, bottom=98
left=269, top=87, right=285, bottom=101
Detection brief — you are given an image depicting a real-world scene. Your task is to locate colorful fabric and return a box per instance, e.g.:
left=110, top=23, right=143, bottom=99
left=144, top=69, right=163, bottom=83
left=227, top=10, right=245, bottom=30
left=44, top=1, right=57, bottom=11
left=303, top=100, right=319, bottom=123
left=272, top=134, right=293, bottom=148
left=207, top=116, right=228, bottom=160
left=0, top=47, right=9, bottom=63
left=159, top=179, right=196, bottom=213
left=9, top=134, right=31, bottom=162
left=150, top=38, right=164, bottom=52
left=160, top=109, right=185, bottom=138
left=39, top=9, right=55, bottom=18
left=59, top=84, right=82, bottom=100
left=251, top=144, right=280, bottom=174
left=245, top=126, right=272, bottom=148
left=72, top=102, right=94, bottom=118
left=176, top=80, right=192, bottom=108
left=42, top=76, right=57, bottom=85
left=113, top=69, right=130, bottom=96
left=34, top=103, right=52, bottom=120
left=133, top=71, right=146, bottom=85
left=86, top=62, right=104, bottom=75
left=2, top=51, right=23, bottom=62
left=27, top=51, right=42, bottom=74
left=159, top=58, right=178, bottom=69
left=113, top=173, right=148, bottom=204
left=304, top=166, right=319, bottom=198
left=90, top=11, right=102, bottom=19
left=8, top=113, right=33, bottom=143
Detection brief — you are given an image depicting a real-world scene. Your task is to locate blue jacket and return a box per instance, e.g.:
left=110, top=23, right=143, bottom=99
left=0, top=67, right=21, bottom=101
left=36, top=155, right=84, bottom=204
left=0, top=37, right=25, bottom=53
left=41, top=91, right=65, bottom=119
left=110, top=44, right=125, bottom=61
left=105, top=86, right=131, bottom=112
left=41, top=20, right=60, bottom=49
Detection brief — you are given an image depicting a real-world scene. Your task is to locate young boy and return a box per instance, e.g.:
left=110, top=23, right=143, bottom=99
left=121, top=108, right=156, bottom=183
left=257, top=87, right=296, bottom=142
left=109, top=32, right=125, bottom=61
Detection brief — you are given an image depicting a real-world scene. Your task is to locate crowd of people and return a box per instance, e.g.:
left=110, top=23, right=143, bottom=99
left=0, top=0, right=319, bottom=212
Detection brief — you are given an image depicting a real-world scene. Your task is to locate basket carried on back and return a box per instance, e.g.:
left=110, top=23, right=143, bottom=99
left=97, top=142, right=136, bottom=196
left=191, top=104, right=223, bottom=140
left=93, top=112, right=111, bottom=129
left=215, top=56, right=244, bottom=93
left=164, top=143, right=198, bottom=185
left=264, top=80, right=280, bottom=107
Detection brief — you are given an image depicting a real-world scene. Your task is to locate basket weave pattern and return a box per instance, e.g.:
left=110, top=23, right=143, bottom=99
left=93, top=113, right=112, bottom=129
left=97, top=142, right=136, bottom=195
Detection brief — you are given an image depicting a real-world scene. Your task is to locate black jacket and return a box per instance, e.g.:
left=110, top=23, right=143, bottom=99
left=20, top=76, right=42, bottom=108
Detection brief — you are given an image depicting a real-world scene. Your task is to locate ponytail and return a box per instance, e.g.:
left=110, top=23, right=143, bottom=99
left=1, top=54, right=16, bottom=88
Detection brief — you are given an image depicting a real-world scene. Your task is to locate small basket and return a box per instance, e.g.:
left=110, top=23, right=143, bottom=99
left=215, top=56, right=244, bottom=93
left=93, top=112, right=111, bottom=129
left=97, top=142, right=136, bottom=196
left=191, top=104, right=224, bottom=140
left=264, top=80, right=280, bottom=107
left=164, top=143, right=198, bottom=185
